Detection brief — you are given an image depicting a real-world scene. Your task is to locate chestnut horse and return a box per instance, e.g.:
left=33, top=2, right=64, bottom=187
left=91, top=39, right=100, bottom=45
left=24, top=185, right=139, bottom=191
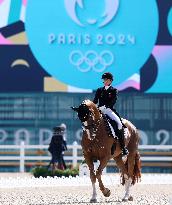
left=72, top=100, right=141, bottom=202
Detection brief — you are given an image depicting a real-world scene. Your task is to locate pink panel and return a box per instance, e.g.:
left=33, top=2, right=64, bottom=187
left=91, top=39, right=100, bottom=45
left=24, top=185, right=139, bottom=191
left=0, top=33, right=12, bottom=45
left=22, top=0, right=27, bottom=6
left=0, top=0, right=4, bottom=4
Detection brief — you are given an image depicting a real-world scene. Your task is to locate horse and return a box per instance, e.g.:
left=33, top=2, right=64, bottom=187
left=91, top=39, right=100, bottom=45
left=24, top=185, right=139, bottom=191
left=72, top=99, right=141, bottom=202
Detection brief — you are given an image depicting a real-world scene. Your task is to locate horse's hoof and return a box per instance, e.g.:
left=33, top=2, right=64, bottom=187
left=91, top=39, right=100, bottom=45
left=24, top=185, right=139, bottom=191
left=122, top=198, right=128, bottom=202
left=128, top=196, right=133, bottom=201
left=122, top=196, right=133, bottom=202
left=103, top=188, right=111, bottom=197
left=90, top=198, right=97, bottom=203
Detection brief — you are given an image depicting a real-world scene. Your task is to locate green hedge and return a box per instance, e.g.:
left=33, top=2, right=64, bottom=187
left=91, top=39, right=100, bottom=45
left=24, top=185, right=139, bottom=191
left=32, top=166, right=79, bottom=178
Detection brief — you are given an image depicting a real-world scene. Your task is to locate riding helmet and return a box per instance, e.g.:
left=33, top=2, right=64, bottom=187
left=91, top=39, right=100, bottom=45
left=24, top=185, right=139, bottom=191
left=101, top=72, right=113, bottom=81
left=53, top=126, right=65, bottom=135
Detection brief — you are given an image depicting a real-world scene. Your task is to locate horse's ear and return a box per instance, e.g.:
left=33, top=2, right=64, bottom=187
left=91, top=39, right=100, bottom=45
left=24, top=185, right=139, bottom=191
left=71, top=107, right=79, bottom=112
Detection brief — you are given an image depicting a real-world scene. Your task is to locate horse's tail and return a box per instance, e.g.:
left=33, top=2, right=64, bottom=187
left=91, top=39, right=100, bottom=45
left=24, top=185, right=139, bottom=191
left=132, top=151, right=141, bottom=185
left=121, top=128, right=141, bottom=185
left=121, top=151, right=141, bottom=185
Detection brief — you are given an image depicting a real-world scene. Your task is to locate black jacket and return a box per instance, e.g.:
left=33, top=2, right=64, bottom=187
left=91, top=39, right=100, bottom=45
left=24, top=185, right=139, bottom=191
left=48, top=135, right=67, bottom=155
left=93, top=86, right=118, bottom=109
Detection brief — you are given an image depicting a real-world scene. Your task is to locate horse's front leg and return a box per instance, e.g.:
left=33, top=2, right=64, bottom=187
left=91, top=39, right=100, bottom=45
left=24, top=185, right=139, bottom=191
left=96, top=158, right=110, bottom=197
left=84, top=156, right=97, bottom=203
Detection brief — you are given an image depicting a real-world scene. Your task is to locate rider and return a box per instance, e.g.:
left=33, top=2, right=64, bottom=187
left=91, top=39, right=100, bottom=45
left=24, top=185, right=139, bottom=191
left=93, top=72, right=128, bottom=156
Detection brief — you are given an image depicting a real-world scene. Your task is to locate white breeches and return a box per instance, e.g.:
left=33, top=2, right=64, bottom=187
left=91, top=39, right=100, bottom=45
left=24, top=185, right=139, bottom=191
left=99, top=106, right=123, bottom=130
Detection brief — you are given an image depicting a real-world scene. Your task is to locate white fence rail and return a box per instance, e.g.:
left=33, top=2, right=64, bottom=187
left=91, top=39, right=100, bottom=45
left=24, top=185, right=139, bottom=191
left=0, top=141, right=172, bottom=172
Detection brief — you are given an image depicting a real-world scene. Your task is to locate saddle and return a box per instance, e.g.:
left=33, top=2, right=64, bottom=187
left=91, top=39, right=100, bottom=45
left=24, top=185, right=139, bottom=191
left=102, top=114, right=118, bottom=136
left=103, top=114, right=130, bottom=142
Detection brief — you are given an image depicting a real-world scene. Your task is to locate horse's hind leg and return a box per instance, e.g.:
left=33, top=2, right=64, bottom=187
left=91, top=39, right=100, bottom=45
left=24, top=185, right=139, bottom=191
left=123, top=152, right=138, bottom=201
left=114, top=154, right=128, bottom=179
left=96, top=157, right=111, bottom=197
left=123, top=177, right=133, bottom=201
left=84, top=156, right=97, bottom=203
left=122, top=153, right=136, bottom=201
left=113, top=154, right=132, bottom=201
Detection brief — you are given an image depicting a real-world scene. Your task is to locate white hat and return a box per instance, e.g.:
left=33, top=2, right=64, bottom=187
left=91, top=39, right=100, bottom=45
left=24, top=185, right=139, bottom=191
left=60, top=123, right=66, bottom=129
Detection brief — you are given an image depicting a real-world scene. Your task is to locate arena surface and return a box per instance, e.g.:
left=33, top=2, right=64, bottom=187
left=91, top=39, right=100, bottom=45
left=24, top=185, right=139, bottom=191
left=0, top=174, right=171, bottom=205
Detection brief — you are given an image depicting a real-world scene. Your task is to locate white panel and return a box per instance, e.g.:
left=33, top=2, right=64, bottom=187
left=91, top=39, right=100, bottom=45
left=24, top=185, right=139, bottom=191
left=20, top=4, right=26, bottom=22
left=0, top=0, right=11, bottom=28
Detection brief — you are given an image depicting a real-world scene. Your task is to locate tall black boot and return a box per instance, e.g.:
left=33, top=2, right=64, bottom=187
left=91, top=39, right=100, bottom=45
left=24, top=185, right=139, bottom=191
left=117, top=129, right=129, bottom=156
left=108, top=119, right=118, bottom=155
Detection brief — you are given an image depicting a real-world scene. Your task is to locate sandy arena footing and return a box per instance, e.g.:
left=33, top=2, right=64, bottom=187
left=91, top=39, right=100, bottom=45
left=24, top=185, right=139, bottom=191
left=0, top=173, right=171, bottom=205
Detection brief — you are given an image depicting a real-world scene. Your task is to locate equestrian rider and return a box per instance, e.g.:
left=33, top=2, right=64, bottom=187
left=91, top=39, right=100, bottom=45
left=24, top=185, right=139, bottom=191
left=93, top=72, right=128, bottom=156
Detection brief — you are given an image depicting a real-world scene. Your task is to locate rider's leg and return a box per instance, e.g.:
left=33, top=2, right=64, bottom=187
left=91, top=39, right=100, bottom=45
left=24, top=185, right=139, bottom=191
left=105, top=108, right=129, bottom=156
left=116, top=129, right=129, bottom=156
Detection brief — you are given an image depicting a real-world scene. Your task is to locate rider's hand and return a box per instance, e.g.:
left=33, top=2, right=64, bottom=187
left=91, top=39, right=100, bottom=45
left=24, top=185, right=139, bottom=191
left=99, top=105, right=106, bottom=112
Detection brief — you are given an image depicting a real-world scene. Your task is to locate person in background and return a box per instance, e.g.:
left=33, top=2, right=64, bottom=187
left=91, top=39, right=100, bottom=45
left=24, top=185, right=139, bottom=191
left=48, top=125, right=67, bottom=170
left=60, top=123, right=68, bottom=169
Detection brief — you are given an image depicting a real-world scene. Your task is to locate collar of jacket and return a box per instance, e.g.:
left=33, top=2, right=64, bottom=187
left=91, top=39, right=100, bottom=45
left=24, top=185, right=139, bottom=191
left=104, top=85, right=111, bottom=90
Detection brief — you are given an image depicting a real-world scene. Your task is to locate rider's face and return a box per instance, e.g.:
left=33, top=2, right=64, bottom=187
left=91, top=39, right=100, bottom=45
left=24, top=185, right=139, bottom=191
left=103, top=78, right=112, bottom=86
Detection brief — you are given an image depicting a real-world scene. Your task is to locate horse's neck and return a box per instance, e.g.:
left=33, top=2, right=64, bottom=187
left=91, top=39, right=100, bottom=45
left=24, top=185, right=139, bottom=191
left=93, top=114, right=105, bottom=136
left=93, top=108, right=101, bottom=121
left=86, top=113, right=103, bottom=135
left=93, top=108, right=102, bottom=123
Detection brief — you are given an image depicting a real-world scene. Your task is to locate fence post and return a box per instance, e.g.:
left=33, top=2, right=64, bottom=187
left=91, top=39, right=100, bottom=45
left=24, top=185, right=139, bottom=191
left=72, top=141, right=78, bottom=168
left=20, top=141, right=25, bottom=173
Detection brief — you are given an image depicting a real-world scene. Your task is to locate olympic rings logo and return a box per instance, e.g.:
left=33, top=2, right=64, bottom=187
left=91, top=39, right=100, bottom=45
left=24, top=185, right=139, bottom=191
left=69, top=50, right=114, bottom=72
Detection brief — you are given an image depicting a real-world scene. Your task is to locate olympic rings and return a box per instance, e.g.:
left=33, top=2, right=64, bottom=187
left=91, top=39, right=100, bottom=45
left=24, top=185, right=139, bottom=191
left=69, top=50, right=114, bottom=72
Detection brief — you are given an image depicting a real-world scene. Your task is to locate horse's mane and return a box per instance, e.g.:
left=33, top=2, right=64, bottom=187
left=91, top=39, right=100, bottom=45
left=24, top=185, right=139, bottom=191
left=83, top=100, right=101, bottom=120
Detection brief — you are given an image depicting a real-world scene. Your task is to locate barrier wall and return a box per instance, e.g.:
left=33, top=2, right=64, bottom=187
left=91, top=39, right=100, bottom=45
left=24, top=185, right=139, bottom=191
left=0, top=92, right=171, bottom=145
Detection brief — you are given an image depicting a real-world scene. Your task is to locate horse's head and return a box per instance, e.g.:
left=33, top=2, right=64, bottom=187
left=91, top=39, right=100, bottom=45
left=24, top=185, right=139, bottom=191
left=71, top=100, right=92, bottom=122
left=72, top=100, right=101, bottom=140
left=71, top=100, right=100, bottom=123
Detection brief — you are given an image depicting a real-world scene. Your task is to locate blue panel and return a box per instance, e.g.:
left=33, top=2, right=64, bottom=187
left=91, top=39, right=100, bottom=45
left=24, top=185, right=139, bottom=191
left=8, top=0, right=22, bottom=25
